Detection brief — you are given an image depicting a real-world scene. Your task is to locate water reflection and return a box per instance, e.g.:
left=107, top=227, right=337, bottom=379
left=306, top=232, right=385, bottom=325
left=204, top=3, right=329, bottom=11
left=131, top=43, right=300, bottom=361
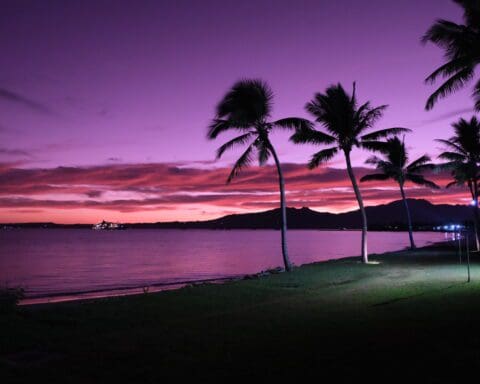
left=0, top=229, right=446, bottom=299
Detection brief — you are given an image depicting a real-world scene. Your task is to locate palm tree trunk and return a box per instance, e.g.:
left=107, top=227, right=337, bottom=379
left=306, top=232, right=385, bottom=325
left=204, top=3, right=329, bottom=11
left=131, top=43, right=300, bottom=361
left=345, top=151, right=368, bottom=263
left=473, top=180, right=480, bottom=251
left=399, top=182, right=416, bottom=250
left=468, top=181, right=480, bottom=251
left=473, top=215, right=480, bottom=252
left=269, top=143, right=292, bottom=271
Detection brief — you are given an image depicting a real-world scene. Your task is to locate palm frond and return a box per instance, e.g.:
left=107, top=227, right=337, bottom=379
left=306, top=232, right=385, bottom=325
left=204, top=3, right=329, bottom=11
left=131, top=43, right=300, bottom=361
left=360, top=173, right=390, bottom=182
left=373, top=160, right=399, bottom=176
left=356, top=105, right=388, bottom=134
left=216, top=132, right=255, bottom=158
left=405, top=174, right=440, bottom=189
left=406, top=155, right=432, bottom=172
left=353, top=101, right=371, bottom=124
left=305, top=83, right=355, bottom=137
left=308, top=147, right=339, bottom=169
left=473, top=77, right=480, bottom=111
left=408, top=163, right=437, bottom=173
left=290, top=127, right=336, bottom=145
left=435, top=138, right=467, bottom=154
left=301, top=83, right=401, bottom=159
left=254, top=139, right=271, bottom=166
left=422, top=19, right=470, bottom=51
left=451, top=116, right=480, bottom=155
left=448, top=161, right=480, bottom=183
left=365, top=155, right=382, bottom=165
left=216, top=79, right=273, bottom=126
left=438, top=151, right=468, bottom=162
left=422, top=0, right=480, bottom=110
left=226, top=143, right=256, bottom=183
left=446, top=180, right=462, bottom=188
left=361, top=140, right=391, bottom=153
left=360, top=127, right=411, bottom=141
left=273, top=117, right=313, bottom=131
left=425, top=57, right=473, bottom=84
left=454, top=0, right=480, bottom=27
left=208, top=119, right=234, bottom=139
left=435, top=161, right=462, bottom=172
left=425, top=67, right=474, bottom=110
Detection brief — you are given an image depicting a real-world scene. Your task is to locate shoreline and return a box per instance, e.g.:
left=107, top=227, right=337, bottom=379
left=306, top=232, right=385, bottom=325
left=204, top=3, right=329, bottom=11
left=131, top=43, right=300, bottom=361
left=18, top=238, right=450, bottom=307
left=19, top=275, right=243, bottom=306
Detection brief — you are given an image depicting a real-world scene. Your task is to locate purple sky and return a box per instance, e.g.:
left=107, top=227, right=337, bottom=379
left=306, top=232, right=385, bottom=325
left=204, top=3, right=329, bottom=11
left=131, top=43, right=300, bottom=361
left=0, top=0, right=476, bottom=222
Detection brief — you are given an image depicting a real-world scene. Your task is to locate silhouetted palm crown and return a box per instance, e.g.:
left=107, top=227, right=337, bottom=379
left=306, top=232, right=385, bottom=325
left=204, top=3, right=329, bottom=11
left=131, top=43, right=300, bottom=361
left=360, top=137, right=439, bottom=189
left=290, top=83, right=409, bottom=167
left=438, top=116, right=480, bottom=188
left=423, top=0, right=480, bottom=110
left=208, top=80, right=312, bottom=181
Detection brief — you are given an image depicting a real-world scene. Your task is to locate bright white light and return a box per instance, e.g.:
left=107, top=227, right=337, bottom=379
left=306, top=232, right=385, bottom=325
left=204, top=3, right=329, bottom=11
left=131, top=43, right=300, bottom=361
left=471, top=200, right=477, bottom=206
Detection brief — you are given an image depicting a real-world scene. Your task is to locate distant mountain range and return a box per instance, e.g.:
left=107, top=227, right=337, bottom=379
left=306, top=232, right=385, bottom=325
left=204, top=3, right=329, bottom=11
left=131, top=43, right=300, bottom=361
left=134, top=199, right=472, bottom=231
left=3, top=199, right=474, bottom=231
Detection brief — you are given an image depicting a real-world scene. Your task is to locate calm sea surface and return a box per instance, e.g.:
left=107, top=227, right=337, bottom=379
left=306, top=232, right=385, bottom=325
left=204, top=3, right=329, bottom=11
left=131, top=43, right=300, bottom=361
left=0, top=229, right=446, bottom=301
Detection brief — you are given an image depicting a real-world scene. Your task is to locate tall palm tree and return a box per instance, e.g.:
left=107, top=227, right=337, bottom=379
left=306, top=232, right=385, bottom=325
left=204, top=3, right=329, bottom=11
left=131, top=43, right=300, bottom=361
left=208, top=79, right=312, bottom=272
left=360, top=137, right=439, bottom=250
left=422, top=0, right=480, bottom=110
left=290, top=83, right=409, bottom=263
left=437, top=116, right=480, bottom=249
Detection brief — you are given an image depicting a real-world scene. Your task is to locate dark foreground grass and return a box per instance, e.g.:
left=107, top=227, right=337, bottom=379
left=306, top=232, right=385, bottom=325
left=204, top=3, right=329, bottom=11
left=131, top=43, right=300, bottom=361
left=2, top=242, right=480, bottom=382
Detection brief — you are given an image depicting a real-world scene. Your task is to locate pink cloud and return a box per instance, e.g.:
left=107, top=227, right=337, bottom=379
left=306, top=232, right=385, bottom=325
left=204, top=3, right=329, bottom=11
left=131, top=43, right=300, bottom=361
left=0, top=161, right=469, bottom=223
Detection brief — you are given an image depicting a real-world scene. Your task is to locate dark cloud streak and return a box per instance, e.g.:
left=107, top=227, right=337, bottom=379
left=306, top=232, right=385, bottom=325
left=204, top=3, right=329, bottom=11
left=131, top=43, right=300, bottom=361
left=0, top=87, right=54, bottom=115
left=419, top=107, right=475, bottom=126
left=0, top=147, right=32, bottom=158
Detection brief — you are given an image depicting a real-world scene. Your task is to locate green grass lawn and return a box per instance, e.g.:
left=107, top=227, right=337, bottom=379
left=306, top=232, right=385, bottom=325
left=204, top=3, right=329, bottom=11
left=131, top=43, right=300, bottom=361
left=2, top=242, right=480, bottom=382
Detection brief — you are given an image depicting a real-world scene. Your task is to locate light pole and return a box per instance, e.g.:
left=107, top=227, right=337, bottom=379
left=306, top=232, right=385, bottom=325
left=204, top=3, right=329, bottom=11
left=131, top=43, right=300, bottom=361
left=466, top=232, right=471, bottom=283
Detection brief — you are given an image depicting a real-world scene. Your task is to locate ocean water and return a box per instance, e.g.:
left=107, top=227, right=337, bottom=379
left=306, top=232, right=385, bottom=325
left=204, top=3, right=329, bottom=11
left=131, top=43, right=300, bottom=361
left=0, top=229, right=446, bottom=302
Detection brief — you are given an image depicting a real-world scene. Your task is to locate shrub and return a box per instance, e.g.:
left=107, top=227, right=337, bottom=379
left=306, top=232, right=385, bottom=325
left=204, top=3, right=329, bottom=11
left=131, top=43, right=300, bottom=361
left=0, top=286, right=25, bottom=313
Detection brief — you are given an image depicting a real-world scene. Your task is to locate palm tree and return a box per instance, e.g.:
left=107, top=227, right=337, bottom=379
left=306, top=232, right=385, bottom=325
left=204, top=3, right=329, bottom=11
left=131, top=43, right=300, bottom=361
left=208, top=79, right=312, bottom=271
left=437, top=116, right=480, bottom=250
left=422, top=0, right=480, bottom=110
left=290, top=83, right=409, bottom=263
left=360, top=137, right=439, bottom=250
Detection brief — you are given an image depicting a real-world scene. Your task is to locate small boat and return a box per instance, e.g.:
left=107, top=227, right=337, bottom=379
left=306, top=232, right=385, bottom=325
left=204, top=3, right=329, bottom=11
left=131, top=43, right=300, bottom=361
left=92, top=220, right=126, bottom=230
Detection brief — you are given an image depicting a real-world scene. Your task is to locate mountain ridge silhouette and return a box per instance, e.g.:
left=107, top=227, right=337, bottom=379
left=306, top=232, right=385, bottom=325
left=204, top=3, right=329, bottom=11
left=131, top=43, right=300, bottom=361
left=4, top=199, right=473, bottom=229
left=139, top=198, right=473, bottom=230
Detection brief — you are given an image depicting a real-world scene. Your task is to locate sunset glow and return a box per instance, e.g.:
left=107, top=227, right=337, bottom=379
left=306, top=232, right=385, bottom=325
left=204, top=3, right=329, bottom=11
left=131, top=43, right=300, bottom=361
left=0, top=0, right=474, bottom=223
left=0, top=161, right=468, bottom=223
